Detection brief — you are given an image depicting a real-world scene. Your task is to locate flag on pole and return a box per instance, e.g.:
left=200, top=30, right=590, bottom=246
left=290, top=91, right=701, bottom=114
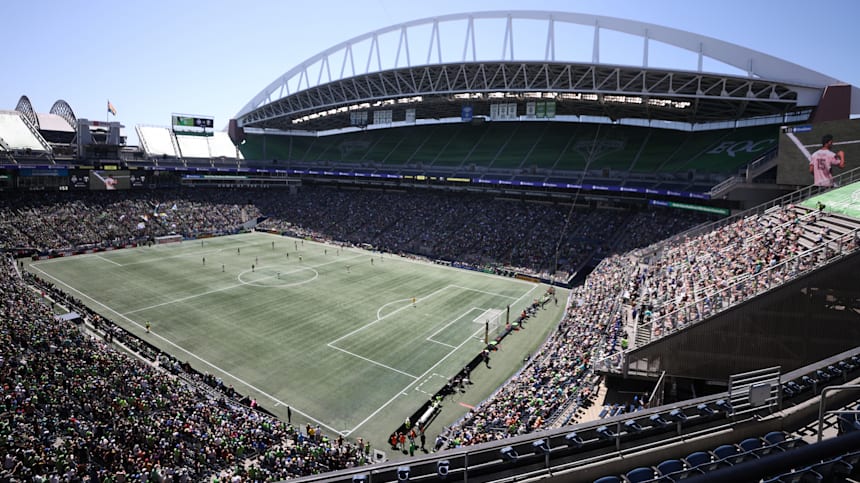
left=107, top=100, right=117, bottom=116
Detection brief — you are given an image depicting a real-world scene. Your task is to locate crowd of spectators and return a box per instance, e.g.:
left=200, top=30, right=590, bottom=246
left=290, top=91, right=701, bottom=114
left=628, top=204, right=858, bottom=340
left=251, top=185, right=713, bottom=279
left=0, top=185, right=727, bottom=478
left=0, top=188, right=711, bottom=281
left=441, top=203, right=860, bottom=447
left=440, top=253, right=634, bottom=445
left=0, top=255, right=373, bottom=482
left=0, top=190, right=260, bottom=254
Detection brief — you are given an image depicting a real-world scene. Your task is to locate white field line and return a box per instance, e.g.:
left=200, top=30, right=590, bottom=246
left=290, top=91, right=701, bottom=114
left=426, top=307, right=484, bottom=343
left=345, top=324, right=485, bottom=436
left=28, top=263, right=344, bottom=435
left=450, top=284, right=518, bottom=300
left=376, top=298, right=412, bottom=320
left=327, top=285, right=453, bottom=346
left=473, top=308, right=504, bottom=324
left=345, top=283, right=539, bottom=435
left=426, top=340, right=456, bottom=349
left=124, top=253, right=364, bottom=315
left=326, top=344, right=418, bottom=379
left=94, top=254, right=122, bottom=266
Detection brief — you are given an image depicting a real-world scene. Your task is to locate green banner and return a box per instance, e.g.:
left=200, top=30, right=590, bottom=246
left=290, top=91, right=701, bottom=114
left=670, top=202, right=729, bottom=215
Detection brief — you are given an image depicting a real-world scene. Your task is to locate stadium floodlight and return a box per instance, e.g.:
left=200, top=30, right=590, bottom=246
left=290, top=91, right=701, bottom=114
left=396, top=466, right=411, bottom=481
left=436, top=460, right=450, bottom=478
left=500, top=446, right=518, bottom=462
left=532, top=439, right=550, bottom=454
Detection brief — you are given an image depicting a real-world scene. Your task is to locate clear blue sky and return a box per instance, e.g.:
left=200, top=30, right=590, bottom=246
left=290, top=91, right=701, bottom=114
left=2, top=0, right=858, bottom=145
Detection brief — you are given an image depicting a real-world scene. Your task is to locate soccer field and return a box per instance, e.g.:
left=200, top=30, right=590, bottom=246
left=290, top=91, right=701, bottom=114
left=27, top=232, right=566, bottom=450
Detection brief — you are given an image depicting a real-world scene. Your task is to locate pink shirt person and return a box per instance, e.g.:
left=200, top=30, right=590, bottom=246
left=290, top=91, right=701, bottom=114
left=809, top=134, right=845, bottom=187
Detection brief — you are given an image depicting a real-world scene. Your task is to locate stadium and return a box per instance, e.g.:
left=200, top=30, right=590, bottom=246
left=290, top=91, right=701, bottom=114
left=3, top=9, right=860, bottom=483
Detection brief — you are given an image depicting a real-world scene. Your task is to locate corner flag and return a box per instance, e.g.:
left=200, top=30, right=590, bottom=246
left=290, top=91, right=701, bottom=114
left=107, top=100, right=117, bottom=116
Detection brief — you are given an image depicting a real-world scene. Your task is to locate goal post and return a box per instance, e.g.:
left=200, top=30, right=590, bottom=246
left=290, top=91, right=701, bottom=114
left=474, top=308, right=505, bottom=343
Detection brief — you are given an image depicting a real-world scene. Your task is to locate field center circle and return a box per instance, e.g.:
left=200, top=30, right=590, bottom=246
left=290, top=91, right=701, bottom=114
left=237, top=266, right=319, bottom=287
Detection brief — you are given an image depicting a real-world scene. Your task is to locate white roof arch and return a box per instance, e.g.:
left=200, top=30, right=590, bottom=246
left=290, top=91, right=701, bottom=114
left=235, top=10, right=857, bottom=121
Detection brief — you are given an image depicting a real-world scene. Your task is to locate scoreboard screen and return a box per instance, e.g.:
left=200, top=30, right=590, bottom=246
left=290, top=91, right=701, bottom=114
left=172, top=115, right=214, bottom=129
left=90, top=170, right=131, bottom=190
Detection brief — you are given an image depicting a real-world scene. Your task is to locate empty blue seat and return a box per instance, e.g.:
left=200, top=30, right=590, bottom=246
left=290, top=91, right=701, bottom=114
left=684, top=452, right=711, bottom=468
left=713, top=443, right=757, bottom=465
left=763, top=431, right=786, bottom=445
left=625, top=467, right=654, bottom=483
left=657, top=460, right=703, bottom=481
left=656, top=459, right=685, bottom=478
left=739, top=437, right=763, bottom=453
left=712, top=444, right=740, bottom=461
left=593, top=476, right=622, bottom=483
left=743, top=436, right=783, bottom=456
left=683, top=451, right=727, bottom=473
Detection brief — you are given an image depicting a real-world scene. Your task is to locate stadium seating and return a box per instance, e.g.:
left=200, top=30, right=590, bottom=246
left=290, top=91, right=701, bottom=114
left=239, top=122, right=779, bottom=185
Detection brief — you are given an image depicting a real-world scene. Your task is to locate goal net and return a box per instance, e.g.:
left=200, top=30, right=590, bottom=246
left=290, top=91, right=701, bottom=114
left=473, top=308, right=505, bottom=343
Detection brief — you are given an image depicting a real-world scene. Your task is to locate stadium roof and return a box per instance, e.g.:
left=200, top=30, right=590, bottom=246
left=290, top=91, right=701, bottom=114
left=14, top=95, right=77, bottom=132
left=235, top=11, right=859, bottom=132
left=36, top=113, right=75, bottom=133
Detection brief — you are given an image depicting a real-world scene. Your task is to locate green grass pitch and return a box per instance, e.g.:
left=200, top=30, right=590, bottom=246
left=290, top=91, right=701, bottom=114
left=26, top=232, right=567, bottom=451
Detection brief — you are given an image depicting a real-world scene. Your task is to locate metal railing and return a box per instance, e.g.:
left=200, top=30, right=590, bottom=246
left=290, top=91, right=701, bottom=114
left=634, top=227, right=858, bottom=349
left=817, top=384, right=860, bottom=443
left=591, top=223, right=860, bottom=374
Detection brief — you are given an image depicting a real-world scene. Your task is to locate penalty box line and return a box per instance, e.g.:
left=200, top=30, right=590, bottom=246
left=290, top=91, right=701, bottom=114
left=344, top=284, right=541, bottom=435
left=425, top=307, right=489, bottom=348
left=345, top=323, right=486, bottom=436
left=329, top=285, right=521, bottom=379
